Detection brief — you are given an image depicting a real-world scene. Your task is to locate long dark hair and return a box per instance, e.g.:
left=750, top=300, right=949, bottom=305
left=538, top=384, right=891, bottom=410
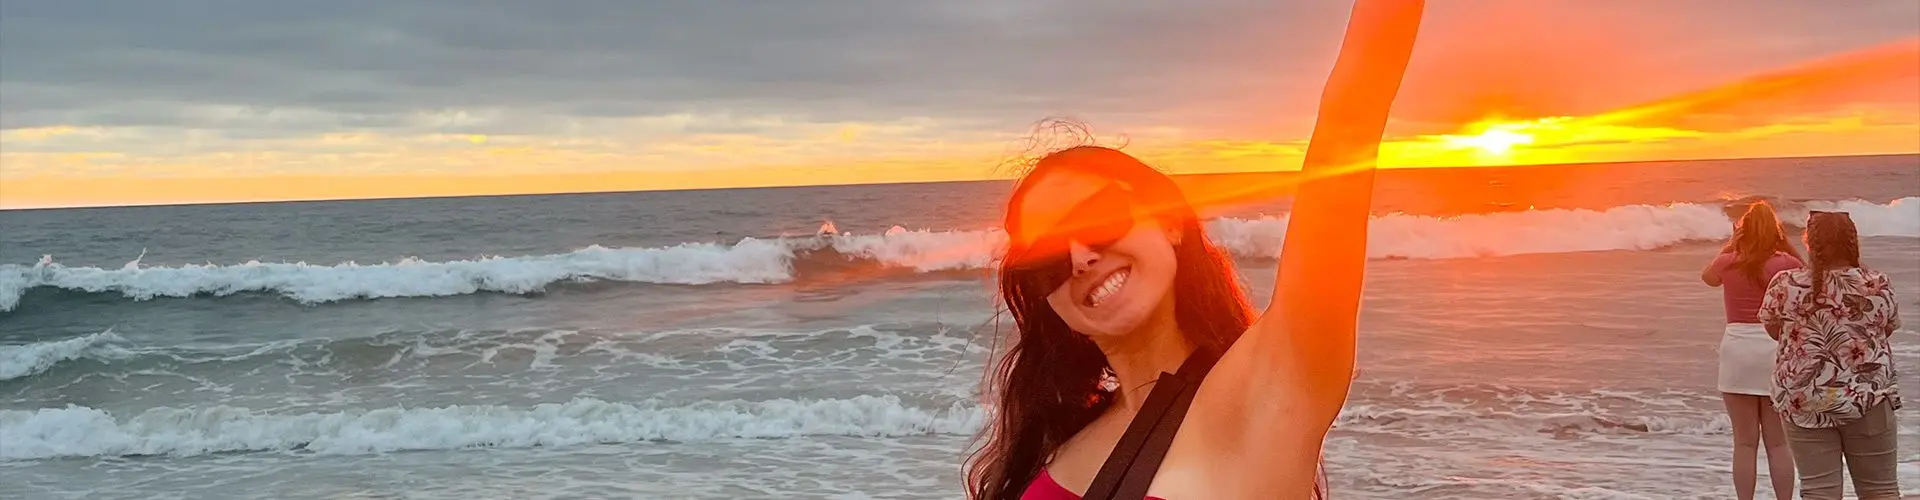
left=1803, top=211, right=1861, bottom=304
left=965, top=146, right=1256, bottom=500
left=1723, top=201, right=1801, bottom=285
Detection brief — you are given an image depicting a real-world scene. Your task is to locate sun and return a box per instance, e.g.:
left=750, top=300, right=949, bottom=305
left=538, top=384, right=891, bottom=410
left=1444, top=122, right=1537, bottom=156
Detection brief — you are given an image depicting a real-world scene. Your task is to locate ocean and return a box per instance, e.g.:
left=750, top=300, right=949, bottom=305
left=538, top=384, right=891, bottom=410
left=2, top=154, right=1917, bottom=499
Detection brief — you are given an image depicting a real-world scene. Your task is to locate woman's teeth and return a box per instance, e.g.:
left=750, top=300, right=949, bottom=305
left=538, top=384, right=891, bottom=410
left=1087, top=268, right=1130, bottom=307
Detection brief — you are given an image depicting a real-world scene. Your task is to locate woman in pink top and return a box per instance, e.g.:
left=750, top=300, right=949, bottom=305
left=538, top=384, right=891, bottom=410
left=964, top=1, right=1423, bottom=499
left=1699, top=200, right=1802, bottom=500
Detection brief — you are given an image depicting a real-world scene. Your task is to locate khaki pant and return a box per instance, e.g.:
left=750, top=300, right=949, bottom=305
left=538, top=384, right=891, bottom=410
left=1783, top=400, right=1901, bottom=499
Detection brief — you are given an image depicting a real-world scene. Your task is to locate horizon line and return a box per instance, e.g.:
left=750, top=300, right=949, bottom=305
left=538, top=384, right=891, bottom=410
left=3, top=151, right=1915, bottom=212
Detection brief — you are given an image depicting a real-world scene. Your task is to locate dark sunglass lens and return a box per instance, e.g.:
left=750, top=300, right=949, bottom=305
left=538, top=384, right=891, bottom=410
left=1077, top=217, right=1130, bottom=249
left=1063, top=189, right=1137, bottom=247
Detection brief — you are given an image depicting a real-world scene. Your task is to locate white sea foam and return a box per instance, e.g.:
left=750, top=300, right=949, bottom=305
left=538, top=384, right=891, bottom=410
left=1208, top=202, right=1743, bottom=260
left=0, top=240, right=797, bottom=311
left=4, top=197, right=1915, bottom=311
left=1335, top=403, right=1732, bottom=436
left=1804, top=196, right=1920, bottom=237
left=2, top=384, right=1748, bottom=462
left=828, top=227, right=1004, bottom=272
left=0, top=395, right=985, bottom=461
left=0, top=331, right=130, bottom=381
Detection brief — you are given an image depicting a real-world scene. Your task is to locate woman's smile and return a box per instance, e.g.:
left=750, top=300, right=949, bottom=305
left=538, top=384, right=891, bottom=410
left=1084, top=266, right=1132, bottom=307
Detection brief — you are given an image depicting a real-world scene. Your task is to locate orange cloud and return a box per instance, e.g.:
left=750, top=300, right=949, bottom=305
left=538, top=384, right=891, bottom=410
left=1591, top=37, right=1920, bottom=131
left=0, top=126, right=108, bottom=143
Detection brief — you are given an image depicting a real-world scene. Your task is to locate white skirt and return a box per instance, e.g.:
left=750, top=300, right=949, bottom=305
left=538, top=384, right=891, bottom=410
left=1717, top=323, right=1777, bottom=396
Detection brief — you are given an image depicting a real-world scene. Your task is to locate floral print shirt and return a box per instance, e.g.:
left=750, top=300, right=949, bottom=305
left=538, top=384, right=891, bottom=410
left=1758, top=267, right=1902, bottom=428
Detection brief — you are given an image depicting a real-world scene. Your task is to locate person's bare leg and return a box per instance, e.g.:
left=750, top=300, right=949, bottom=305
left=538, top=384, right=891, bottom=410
left=1723, top=393, right=1761, bottom=500
left=1757, top=402, right=1796, bottom=500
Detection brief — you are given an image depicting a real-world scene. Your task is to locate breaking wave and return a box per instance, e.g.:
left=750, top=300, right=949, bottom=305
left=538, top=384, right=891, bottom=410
left=0, top=331, right=130, bottom=381
left=3, top=197, right=1913, bottom=312
left=3, top=388, right=1746, bottom=461
left=0, top=396, right=983, bottom=461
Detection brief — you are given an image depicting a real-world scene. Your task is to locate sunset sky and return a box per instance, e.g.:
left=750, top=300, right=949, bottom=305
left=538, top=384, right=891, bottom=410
left=2, top=1, right=1917, bottom=209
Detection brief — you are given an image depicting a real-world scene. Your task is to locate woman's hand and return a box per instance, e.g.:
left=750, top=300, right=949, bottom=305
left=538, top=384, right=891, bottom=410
left=1701, top=257, right=1725, bottom=287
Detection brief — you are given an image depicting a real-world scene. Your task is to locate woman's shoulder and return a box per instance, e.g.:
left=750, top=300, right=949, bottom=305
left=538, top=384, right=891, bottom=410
left=1768, top=267, right=1810, bottom=287
left=1859, top=268, right=1896, bottom=287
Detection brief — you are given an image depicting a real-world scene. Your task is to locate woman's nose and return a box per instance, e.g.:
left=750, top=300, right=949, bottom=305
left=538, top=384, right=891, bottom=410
left=1067, top=241, right=1099, bottom=276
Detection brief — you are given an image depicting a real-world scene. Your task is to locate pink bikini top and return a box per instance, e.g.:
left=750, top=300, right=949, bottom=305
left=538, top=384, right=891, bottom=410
left=1021, top=465, right=1329, bottom=499
left=1021, top=469, right=1165, bottom=500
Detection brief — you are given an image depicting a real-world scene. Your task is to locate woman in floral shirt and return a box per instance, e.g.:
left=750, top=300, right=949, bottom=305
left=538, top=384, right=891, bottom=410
left=1758, top=210, right=1902, bottom=499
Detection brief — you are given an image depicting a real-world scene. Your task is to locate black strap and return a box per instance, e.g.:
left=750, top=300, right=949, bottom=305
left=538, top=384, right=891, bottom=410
left=1081, top=350, right=1222, bottom=500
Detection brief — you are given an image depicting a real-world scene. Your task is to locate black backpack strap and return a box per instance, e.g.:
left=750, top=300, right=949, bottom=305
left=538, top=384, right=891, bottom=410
left=1082, top=350, right=1222, bottom=500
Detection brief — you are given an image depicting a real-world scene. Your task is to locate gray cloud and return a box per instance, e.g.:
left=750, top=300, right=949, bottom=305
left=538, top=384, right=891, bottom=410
left=2, top=0, right=1914, bottom=140
left=0, top=1, right=1349, bottom=137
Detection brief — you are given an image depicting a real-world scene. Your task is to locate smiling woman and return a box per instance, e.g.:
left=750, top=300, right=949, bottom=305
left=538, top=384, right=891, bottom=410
left=966, top=1, right=1425, bottom=499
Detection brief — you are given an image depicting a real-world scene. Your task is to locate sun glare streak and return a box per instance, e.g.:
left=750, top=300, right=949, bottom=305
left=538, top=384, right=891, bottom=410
left=1175, top=43, right=1916, bottom=208
left=871, top=37, right=1920, bottom=217
left=1372, top=38, right=1919, bottom=170
left=1589, top=37, right=1919, bottom=129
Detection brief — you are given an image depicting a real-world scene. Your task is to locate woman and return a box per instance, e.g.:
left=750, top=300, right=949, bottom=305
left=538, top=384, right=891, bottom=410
left=963, top=1, right=1423, bottom=499
left=1699, top=201, right=1802, bottom=500
left=1759, top=210, right=1902, bottom=499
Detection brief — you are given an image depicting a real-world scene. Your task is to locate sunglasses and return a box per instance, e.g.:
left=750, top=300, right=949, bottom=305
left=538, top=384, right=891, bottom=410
left=1006, top=183, right=1143, bottom=290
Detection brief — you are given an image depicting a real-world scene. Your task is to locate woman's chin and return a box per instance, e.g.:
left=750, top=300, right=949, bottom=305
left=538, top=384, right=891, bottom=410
left=1075, top=306, right=1159, bottom=339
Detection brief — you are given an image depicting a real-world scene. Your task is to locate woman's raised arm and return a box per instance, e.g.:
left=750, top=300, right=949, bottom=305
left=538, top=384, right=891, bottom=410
left=1252, top=0, right=1423, bottom=417
left=1188, top=2, right=1423, bottom=495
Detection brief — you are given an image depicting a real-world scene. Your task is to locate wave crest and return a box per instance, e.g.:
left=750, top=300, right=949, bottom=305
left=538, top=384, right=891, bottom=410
left=0, top=331, right=130, bottom=381
left=0, top=395, right=984, bottom=460
left=3, top=386, right=1748, bottom=461
left=4, top=197, right=1914, bottom=311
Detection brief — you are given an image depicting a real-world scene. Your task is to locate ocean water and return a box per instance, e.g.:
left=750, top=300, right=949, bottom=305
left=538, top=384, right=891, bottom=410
left=2, top=154, right=1918, bottom=499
